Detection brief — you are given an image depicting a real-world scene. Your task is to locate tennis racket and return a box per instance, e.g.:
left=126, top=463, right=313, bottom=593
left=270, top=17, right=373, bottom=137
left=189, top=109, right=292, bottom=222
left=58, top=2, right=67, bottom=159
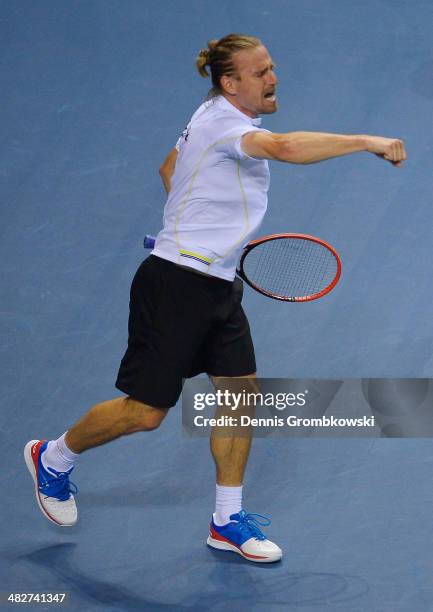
left=143, top=233, right=341, bottom=302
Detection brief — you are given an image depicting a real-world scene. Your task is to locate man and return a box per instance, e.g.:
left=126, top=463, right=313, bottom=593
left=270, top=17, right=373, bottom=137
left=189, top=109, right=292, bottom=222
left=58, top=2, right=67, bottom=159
left=25, top=34, right=406, bottom=564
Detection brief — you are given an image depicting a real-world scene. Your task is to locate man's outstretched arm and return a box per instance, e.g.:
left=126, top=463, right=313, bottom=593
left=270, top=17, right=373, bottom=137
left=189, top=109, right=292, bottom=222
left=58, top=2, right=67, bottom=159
left=242, top=131, right=407, bottom=166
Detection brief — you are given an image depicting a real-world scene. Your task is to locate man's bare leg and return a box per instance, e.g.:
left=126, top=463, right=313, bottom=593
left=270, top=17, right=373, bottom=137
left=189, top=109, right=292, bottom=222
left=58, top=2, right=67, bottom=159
left=209, top=374, right=256, bottom=525
left=65, top=396, right=168, bottom=453
left=24, top=396, right=167, bottom=526
left=209, top=373, right=256, bottom=486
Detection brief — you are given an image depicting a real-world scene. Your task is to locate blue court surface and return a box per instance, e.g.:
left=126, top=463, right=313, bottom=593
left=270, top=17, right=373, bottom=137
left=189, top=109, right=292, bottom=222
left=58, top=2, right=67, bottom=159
left=2, top=1, right=433, bottom=610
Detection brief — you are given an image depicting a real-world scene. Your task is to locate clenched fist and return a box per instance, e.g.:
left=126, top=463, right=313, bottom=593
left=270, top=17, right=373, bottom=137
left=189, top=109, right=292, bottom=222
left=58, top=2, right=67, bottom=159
left=365, top=136, right=407, bottom=167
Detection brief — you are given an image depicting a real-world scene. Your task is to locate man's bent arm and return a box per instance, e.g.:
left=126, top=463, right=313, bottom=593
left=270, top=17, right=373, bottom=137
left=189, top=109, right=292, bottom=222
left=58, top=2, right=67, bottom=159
left=159, top=148, right=178, bottom=193
left=242, top=131, right=407, bottom=166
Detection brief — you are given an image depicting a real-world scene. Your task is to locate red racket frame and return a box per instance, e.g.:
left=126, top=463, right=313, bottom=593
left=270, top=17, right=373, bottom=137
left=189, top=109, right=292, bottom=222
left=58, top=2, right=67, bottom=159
left=237, top=233, right=342, bottom=302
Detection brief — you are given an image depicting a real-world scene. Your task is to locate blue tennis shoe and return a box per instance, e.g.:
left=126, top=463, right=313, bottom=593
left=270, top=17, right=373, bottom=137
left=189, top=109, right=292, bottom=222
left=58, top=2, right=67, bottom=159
left=207, top=510, right=282, bottom=562
left=24, top=439, right=78, bottom=526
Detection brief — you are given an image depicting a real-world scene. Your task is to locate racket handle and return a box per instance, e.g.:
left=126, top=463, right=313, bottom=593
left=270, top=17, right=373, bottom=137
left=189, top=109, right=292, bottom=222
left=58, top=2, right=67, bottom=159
left=143, top=234, right=156, bottom=249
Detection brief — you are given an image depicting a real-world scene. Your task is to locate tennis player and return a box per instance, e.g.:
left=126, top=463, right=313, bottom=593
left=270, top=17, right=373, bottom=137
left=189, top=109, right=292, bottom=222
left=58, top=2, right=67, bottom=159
left=25, top=34, right=406, bottom=563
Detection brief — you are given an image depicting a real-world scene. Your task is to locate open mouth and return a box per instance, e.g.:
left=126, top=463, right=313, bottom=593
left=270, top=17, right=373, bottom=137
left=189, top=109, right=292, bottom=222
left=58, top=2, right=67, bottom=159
left=264, top=92, right=276, bottom=101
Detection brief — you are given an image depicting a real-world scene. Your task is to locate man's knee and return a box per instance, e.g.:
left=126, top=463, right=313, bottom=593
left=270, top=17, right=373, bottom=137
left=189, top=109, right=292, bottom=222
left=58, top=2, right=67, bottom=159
left=123, top=397, right=168, bottom=432
left=210, top=372, right=259, bottom=396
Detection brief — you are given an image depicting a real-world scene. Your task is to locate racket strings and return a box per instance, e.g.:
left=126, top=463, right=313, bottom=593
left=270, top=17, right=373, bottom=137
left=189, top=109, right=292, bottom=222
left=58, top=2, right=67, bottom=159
left=242, top=238, right=338, bottom=299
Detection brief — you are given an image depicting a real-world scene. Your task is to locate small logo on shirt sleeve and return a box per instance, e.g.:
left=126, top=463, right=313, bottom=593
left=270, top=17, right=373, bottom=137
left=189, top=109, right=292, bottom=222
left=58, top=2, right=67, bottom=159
left=181, top=126, right=190, bottom=142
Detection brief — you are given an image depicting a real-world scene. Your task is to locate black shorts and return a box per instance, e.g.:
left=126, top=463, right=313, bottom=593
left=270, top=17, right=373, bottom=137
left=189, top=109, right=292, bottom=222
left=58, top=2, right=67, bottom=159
left=115, top=255, right=256, bottom=408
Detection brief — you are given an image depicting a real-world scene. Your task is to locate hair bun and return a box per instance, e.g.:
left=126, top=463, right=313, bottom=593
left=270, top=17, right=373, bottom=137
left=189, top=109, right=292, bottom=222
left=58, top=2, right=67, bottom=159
left=196, top=47, right=211, bottom=77
left=207, top=39, right=219, bottom=52
left=198, top=48, right=209, bottom=58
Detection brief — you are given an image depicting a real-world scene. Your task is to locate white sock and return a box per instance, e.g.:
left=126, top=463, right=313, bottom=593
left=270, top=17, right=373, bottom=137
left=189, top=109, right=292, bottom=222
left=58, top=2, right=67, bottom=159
left=41, top=432, right=79, bottom=474
left=213, top=484, right=243, bottom=526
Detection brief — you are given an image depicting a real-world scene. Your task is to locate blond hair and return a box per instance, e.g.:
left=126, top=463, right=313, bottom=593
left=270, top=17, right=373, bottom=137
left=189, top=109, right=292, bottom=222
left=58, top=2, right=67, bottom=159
left=196, top=33, right=262, bottom=97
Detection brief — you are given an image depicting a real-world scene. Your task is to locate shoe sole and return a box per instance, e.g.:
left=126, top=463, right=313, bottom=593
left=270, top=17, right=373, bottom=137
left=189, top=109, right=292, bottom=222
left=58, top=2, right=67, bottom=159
left=207, top=535, right=282, bottom=563
left=24, top=440, right=76, bottom=527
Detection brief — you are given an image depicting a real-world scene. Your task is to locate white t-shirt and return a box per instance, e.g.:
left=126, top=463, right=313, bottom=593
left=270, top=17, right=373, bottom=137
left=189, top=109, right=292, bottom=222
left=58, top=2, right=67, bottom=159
left=152, top=95, right=270, bottom=281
